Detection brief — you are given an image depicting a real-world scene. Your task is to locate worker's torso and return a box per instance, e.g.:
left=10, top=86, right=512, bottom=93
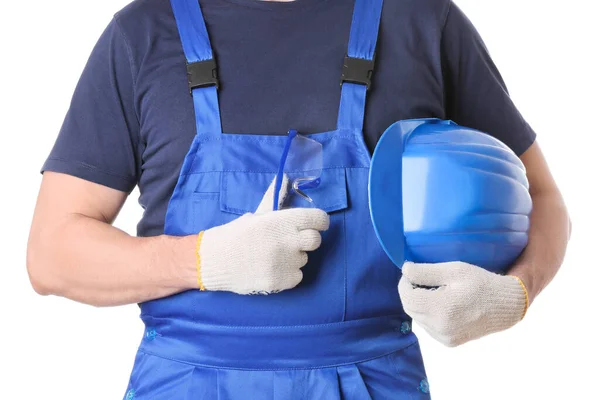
left=138, top=0, right=409, bottom=328
left=126, top=3, right=431, bottom=394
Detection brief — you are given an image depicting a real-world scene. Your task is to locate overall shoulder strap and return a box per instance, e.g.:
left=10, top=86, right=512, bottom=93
left=171, top=0, right=222, bottom=134
left=337, top=0, right=384, bottom=132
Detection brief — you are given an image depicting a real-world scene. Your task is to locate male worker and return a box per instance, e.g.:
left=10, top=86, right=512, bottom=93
left=27, top=0, right=570, bottom=398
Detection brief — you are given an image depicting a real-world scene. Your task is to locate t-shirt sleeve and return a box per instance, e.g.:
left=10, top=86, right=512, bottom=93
left=441, top=1, right=536, bottom=156
left=41, top=17, right=140, bottom=192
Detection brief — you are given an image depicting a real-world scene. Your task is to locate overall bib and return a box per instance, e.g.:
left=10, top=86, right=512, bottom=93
left=124, top=0, right=430, bottom=398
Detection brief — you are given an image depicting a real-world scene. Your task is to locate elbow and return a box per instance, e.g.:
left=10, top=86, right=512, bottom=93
left=26, top=241, right=61, bottom=296
left=27, top=267, right=54, bottom=297
left=558, top=190, right=572, bottom=241
left=26, top=239, right=108, bottom=307
left=29, top=278, right=52, bottom=297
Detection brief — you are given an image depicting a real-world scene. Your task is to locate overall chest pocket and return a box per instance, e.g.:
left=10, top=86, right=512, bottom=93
left=220, top=168, right=349, bottom=215
left=190, top=168, right=349, bottom=226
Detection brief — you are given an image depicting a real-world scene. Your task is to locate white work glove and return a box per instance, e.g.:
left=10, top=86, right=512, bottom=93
left=197, top=175, right=330, bottom=295
left=399, top=261, right=529, bottom=347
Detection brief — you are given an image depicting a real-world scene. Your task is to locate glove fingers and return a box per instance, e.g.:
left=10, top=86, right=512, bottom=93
left=282, top=268, right=303, bottom=289
left=401, top=261, right=460, bottom=287
left=418, top=322, right=446, bottom=345
left=297, top=229, right=322, bottom=251
left=421, top=321, right=467, bottom=348
left=398, top=275, right=414, bottom=300
left=399, top=276, right=446, bottom=316
left=403, top=310, right=454, bottom=347
left=255, top=174, right=289, bottom=214
left=298, top=251, right=309, bottom=268
left=283, top=208, right=330, bottom=231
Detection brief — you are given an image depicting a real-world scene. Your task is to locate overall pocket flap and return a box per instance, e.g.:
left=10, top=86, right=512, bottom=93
left=221, top=168, right=348, bottom=215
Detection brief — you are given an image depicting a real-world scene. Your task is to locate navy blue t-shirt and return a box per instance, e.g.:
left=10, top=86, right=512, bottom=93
left=42, top=0, right=536, bottom=237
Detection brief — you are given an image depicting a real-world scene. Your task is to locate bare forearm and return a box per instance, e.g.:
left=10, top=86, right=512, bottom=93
left=509, top=190, right=571, bottom=303
left=27, top=214, right=198, bottom=307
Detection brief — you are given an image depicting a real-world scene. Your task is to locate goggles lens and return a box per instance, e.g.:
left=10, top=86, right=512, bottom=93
left=273, top=129, right=323, bottom=210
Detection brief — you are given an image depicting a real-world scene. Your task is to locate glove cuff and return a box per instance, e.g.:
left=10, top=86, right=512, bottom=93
left=485, top=275, right=528, bottom=333
left=195, top=231, right=206, bottom=291
left=509, top=275, right=530, bottom=320
left=196, top=228, right=239, bottom=292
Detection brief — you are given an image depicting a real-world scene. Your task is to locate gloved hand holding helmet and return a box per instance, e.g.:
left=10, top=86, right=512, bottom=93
left=369, top=118, right=532, bottom=346
left=196, top=174, right=330, bottom=295
left=399, top=261, right=528, bottom=347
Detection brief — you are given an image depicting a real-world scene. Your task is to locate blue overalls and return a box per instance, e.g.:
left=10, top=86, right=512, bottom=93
left=124, top=0, right=430, bottom=398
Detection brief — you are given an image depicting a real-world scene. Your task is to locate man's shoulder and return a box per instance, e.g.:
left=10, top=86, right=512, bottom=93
left=114, top=0, right=172, bottom=28
left=391, top=0, right=451, bottom=14
left=384, top=0, right=451, bottom=29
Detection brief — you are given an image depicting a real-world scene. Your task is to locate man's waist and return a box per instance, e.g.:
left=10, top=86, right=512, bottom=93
left=137, top=314, right=415, bottom=370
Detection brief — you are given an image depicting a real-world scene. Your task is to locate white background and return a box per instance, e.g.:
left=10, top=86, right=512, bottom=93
left=1, top=0, right=598, bottom=399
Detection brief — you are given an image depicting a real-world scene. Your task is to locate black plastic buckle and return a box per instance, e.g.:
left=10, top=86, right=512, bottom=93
left=187, top=59, right=219, bottom=93
left=340, top=55, right=375, bottom=90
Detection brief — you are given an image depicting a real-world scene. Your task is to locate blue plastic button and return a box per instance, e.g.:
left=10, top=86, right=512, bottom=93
left=400, top=321, right=412, bottom=334
left=418, top=378, right=430, bottom=394
left=145, top=328, right=158, bottom=341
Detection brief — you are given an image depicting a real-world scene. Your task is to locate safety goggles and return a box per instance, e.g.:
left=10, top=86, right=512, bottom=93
left=273, top=129, right=323, bottom=211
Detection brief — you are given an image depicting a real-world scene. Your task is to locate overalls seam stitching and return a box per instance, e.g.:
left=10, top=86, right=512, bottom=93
left=182, top=166, right=369, bottom=176
left=221, top=202, right=347, bottom=214
left=187, top=140, right=201, bottom=177
left=342, top=195, right=348, bottom=321
left=193, top=135, right=360, bottom=143
left=390, top=341, right=420, bottom=376
left=139, top=314, right=406, bottom=329
left=137, top=339, right=418, bottom=371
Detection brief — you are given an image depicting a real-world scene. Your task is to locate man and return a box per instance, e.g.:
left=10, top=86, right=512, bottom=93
left=27, top=0, right=570, bottom=398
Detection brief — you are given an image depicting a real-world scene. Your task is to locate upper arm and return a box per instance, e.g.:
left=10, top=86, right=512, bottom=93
left=41, top=17, right=140, bottom=193
left=29, top=172, right=128, bottom=256
left=27, top=172, right=128, bottom=288
left=34, top=172, right=128, bottom=226
left=26, top=172, right=128, bottom=295
left=519, top=141, right=571, bottom=237
left=519, top=141, right=559, bottom=196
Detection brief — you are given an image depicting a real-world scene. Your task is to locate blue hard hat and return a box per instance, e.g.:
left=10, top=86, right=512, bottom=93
left=368, top=118, right=532, bottom=273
